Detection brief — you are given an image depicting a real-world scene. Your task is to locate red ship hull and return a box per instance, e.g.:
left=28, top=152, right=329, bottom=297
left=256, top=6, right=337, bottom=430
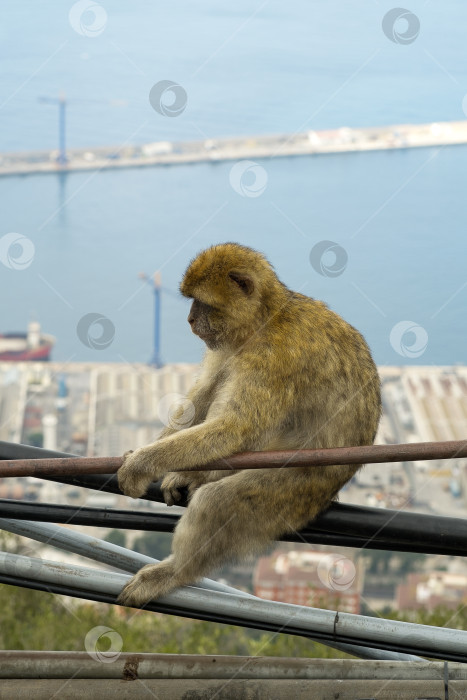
left=0, top=332, right=54, bottom=362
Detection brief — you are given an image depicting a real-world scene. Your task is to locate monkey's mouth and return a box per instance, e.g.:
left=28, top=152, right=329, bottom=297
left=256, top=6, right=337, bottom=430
left=190, top=325, right=212, bottom=342
left=190, top=325, right=203, bottom=339
left=191, top=326, right=221, bottom=350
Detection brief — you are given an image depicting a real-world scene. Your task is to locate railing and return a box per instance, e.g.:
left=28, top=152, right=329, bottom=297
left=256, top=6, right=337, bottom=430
left=0, top=439, right=467, bottom=664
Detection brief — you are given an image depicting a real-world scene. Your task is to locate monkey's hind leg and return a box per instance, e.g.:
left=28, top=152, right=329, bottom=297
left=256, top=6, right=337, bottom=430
left=117, top=493, right=226, bottom=607
left=117, top=505, right=234, bottom=607
left=117, top=477, right=276, bottom=608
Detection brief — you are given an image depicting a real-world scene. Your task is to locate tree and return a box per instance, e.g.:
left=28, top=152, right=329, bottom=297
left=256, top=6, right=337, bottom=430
left=104, top=529, right=126, bottom=548
left=132, top=531, right=172, bottom=560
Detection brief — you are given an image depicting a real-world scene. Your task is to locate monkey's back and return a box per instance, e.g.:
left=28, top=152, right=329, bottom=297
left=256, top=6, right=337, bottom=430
left=239, top=290, right=381, bottom=454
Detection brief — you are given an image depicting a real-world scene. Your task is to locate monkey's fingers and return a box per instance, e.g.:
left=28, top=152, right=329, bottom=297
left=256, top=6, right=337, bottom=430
left=117, top=579, right=148, bottom=608
left=117, top=450, right=155, bottom=498
left=161, top=473, right=191, bottom=506
left=117, top=565, right=152, bottom=607
left=162, top=486, right=182, bottom=507
left=118, top=469, right=152, bottom=499
left=117, top=564, right=167, bottom=607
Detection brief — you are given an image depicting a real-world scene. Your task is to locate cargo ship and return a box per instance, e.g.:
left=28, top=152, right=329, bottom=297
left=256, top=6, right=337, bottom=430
left=0, top=322, right=54, bottom=361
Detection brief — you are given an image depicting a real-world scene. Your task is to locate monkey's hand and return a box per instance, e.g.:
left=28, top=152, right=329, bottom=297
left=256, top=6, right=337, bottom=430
left=161, top=471, right=208, bottom=506
left=118, top=448, right=161, bottom=499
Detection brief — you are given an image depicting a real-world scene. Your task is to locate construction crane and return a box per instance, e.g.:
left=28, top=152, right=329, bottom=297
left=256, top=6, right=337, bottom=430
left=38, top=92, right=68, bottom=165
left=38, top=92, right=127, bottom=166
left=139, top=271, right=163, bottom=368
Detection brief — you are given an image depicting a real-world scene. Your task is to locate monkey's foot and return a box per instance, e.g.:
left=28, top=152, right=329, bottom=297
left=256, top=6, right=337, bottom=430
left=161, top=471, right=208, bottom=506
left=117, top=563, right=176, bottom=607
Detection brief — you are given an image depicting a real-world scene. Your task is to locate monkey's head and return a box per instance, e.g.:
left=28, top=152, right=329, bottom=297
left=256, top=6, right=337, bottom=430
left=180, top=243, right=284, bottom=349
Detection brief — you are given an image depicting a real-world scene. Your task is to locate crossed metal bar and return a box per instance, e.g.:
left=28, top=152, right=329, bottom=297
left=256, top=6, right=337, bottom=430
left=1, top=439, right=467, bottom=662
left=0, top=438, right=466, bottom=478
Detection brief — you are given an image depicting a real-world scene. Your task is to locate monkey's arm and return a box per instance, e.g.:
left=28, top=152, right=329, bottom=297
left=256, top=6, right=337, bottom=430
left=155, top=365, right=228, bottom=502
left=118, top=374, right=286, bottom=499
left=156, top=369, right=216, bottom=441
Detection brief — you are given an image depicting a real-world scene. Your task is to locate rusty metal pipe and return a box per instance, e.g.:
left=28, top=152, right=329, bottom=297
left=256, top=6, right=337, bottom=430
left=0, top=438, right=466, bottom=479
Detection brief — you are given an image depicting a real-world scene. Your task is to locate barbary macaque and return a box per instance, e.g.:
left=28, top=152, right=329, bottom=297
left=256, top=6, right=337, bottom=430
left=117, top=243, right=381, bottom=606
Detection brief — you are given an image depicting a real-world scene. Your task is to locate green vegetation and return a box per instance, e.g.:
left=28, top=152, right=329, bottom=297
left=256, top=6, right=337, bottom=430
left=0, top=583, right=347, bottom=657
left=25, top=431, right=43, bottom=448
left=358, top=549, right=426, bottom=576
left=0, top=583, right=466, bottom=658
left=132, top=531, right=173, bottom=560
left=104, top=529, right=126, bottom=548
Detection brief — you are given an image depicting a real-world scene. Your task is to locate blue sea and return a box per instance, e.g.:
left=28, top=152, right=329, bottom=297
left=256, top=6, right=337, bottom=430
left=1, top=1, right=467, bottom=366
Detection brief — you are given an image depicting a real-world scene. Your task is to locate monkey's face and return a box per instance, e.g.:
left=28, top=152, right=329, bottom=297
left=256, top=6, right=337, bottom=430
left=181, top=246, right=272, bottom=349
left=187, top=299, right=226, bottom=349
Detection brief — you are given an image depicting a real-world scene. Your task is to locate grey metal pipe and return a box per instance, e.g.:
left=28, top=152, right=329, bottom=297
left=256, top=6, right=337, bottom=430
left=0, top=517, right=244, bottom=597
left=0, top=552, right=462, bottom=659
left=0, top=678, right=461, bottom=700
left=0, top=519, right=419, bottom=661
left=0, top=652, right=456, bottom=680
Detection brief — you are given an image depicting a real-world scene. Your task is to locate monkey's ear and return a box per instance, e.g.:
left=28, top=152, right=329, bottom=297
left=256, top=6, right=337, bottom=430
left=228, top=271, right=255, bottom=296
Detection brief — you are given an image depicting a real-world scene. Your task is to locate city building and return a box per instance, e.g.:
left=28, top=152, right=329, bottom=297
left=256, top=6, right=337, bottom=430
left=397, top=571, right=467, bottom=611
left=253, top=548, right=362, bottom=613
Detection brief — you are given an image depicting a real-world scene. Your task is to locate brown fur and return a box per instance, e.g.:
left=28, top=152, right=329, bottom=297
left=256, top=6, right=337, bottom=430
left=117, top=243, right=381, bottom=607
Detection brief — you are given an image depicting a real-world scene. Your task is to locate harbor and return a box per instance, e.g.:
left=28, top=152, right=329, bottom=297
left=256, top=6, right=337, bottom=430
left=1, top=119, right=467, bottom=177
